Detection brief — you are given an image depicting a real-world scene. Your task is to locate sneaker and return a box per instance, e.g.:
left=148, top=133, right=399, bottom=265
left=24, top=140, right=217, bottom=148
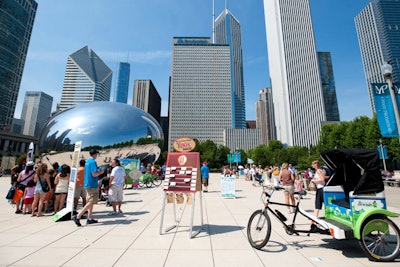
left=118, top=210, right=123, bottom=214
left=108, top=211, right=118, bottom=216
left=87, top=218, right=98, bottom=224
left=203, top=190, right=208, bottom=192
left=15, top=210, right=22, bottom=214
left=73, top=215, right=81, bottom=227
left=288, top=210, right=293, bottom=214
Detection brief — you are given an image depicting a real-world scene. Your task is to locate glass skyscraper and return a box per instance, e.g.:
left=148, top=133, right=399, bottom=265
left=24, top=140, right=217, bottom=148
left=115, top=62, right=130, bottom=104
left=21, top=91, right=53, bottom=136
left=355, top=0, right=400, bottom=113
left=168, top=37, right=232, bottom=150
left=214, top=9, right=246, bottom=128
left=263, top=0, right=326, bottom=147
left=318, top=52, right=340, bottom=122
left=0, top=0, right=37, bottom=130
left=58, top=46, right=112, bottom=111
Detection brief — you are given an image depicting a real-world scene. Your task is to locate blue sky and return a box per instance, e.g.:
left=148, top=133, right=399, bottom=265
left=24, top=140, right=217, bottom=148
left=18, top=0, right=372, bottom=122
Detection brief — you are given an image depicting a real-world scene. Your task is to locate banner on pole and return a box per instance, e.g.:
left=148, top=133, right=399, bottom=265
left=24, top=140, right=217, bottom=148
left=371, top=83, right=400, bottom=137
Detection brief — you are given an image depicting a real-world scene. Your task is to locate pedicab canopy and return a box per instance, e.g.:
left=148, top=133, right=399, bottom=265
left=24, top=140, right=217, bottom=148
left=320, top=149, right=384, bottom=197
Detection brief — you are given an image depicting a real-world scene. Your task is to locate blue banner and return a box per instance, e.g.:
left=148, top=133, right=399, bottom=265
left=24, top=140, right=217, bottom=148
left=376, top=145, right=388, bottom=159
left=371, top=83, right=400, bottom=137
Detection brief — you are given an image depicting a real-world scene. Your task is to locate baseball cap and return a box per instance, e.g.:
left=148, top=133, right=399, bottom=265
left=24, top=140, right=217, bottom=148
left=26, top=161, right=34, bottom=166
left=203, top=162, right=207, bottom=165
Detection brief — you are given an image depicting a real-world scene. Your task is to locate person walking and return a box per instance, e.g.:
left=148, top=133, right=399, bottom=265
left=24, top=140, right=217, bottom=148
left=108, top=158, right=126, bottom=215
left=201, top=161, right=210, bottom=192
left=73, top=149, right=105, bottom=226
left=279, top=163, right=296, bottom=213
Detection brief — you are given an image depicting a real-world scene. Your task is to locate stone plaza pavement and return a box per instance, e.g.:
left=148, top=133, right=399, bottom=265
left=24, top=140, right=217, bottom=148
left=0, top=173, right=399, bottom=267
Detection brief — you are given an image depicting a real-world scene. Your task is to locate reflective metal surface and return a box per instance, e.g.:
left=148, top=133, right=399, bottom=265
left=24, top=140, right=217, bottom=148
left=39, top=101, right=164, bottom=163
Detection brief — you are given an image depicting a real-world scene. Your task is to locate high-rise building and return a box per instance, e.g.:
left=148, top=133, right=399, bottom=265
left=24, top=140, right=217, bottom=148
left=0, top=0, right=38, bottom=130
left=115, top=62, right=130, bottom=104
left=256, top=88, right=275, bottom=145
left=215, top=8, right=246, bottom=128
left=21, top=91, right=53, bottom=136
left=168, top=37, right=232, bottom=150
left=58, top=46, right=112, bottom=111
left=355, top=0, right=400, bottom=113
left=318, top=52, right=340, bottom=122
left=133, top=79, right=161, bottom=123
left=263, top=0, right=326, bottom=147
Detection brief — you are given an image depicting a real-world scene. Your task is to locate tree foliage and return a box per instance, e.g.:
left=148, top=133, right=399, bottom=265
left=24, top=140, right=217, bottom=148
left=156, top=116, right=399, bottom=170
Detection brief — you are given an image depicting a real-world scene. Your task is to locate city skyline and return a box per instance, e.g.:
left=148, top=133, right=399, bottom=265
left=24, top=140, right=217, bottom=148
left=17, top=0, right=371, bottom=122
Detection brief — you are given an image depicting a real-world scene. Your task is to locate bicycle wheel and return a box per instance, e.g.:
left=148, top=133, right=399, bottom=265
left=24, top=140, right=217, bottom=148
left=145, top=178, right=153, bottom=188
left=247, top=209, right=271, bottom=249
left=359, top=216, right=400, bottom=262
left=152, top=175, right=162, bottom=187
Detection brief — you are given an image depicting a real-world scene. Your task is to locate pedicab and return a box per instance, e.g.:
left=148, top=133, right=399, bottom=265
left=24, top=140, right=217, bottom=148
left=247, top=148, right=400, bottom=262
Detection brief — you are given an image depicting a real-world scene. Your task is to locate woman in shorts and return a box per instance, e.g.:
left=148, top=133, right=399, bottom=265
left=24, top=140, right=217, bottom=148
left=279, top=163, right=295, bottom=213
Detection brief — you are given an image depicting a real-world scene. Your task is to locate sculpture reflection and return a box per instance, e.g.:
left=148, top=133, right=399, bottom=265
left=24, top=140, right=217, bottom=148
left=39, top=101, right=164, bottom=165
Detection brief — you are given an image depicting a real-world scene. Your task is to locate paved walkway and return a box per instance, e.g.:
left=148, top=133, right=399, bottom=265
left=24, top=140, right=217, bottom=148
left=0, top=173, right=399, bottom=267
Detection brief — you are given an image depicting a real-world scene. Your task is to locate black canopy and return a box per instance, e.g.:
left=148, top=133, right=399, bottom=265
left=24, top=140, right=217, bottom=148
left=320, top=149, right=384, bottom=196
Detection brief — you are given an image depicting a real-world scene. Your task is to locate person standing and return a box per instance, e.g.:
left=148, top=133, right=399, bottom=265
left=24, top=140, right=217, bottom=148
left=15, top=161, right=35, bottom=214
left=73, top=149, right=104, bottom=226
left=311, top=160, right=326, bottom=218
left=271, top=163, right=280, bottom=187
left=53, top=164, right=70, bottom=214
left=279, top=163, right=295, bottom=213
left=31, top=163, right=51, bottom=217
left=201, top=161, right=210, bottom=192
left=74, top=159, right=86, bottom=210
left=108, top=159, right=127, bottom=215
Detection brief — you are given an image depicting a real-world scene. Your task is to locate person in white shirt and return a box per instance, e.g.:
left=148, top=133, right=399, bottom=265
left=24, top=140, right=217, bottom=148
left=108, top=159, right=127, bottom=215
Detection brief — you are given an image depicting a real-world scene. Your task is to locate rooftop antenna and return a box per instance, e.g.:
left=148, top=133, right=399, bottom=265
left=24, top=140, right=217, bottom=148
left=212, top=0, right=215, bottom=44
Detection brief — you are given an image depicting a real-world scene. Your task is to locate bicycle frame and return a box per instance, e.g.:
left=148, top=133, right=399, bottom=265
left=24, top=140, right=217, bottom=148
left=261, top=186, right=330, bottom=236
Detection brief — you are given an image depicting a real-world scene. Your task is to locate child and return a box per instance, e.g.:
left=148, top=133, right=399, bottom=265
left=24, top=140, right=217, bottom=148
left=23, top=180, right=35, bottom=214
left=294, top=175, right=303, bottom=198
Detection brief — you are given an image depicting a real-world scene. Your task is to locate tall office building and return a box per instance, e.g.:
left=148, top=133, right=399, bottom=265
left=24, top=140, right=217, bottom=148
left=0, top=0, right=37, bottom=130
left=58, top=46, right=112, bottom=111
left=21, top=91, right=53, bottom=136
left=355, top=0, right=400, bottom=113
left=133, top=79, right=161, bottom=123
left=214, top=8, right=246, bottom=128
left=168, top=37, right=232, bottom=150
left=263, top=0, right=326, bottom=147
left=115, top=62, right=130, bottom=103
left=256, top=88, right=275, bottom=145
left=318, top=52, right=340, bottom=122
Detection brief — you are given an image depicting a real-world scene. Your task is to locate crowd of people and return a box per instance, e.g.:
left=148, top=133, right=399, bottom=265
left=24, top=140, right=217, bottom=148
left=238, top=161, right=330, bottom=216
left=8, top=149, right=134, bottom=225
left=9, top=152, right=331, bottom=226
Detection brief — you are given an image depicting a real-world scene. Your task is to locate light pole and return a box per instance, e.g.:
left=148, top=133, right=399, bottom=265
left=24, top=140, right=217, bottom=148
left=381, top=62, right=400, bottom=142
left=379, top=139, right=387, bottom=175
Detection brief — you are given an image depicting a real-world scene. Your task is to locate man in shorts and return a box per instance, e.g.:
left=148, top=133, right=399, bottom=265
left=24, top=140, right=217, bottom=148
left=108, top=158, right=127, bottom=215
left=201, top=161, right=210, bottom=192
left=73, top=149, right=105, bottom=226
